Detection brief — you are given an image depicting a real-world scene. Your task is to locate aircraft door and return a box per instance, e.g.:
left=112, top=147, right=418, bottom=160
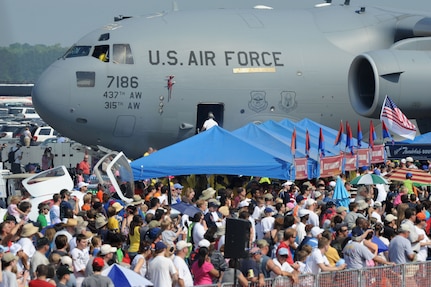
left=196, top=103, right=224, bottom=134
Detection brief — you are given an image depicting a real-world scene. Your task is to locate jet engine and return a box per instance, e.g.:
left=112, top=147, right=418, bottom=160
left=348, top=48, right=431, bottom=119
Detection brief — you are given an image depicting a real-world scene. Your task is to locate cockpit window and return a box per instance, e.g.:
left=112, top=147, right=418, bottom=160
left=76, top=71, right=95, bottom=87
left=63, top=45, right=91, bottom=58
left=92, top=45, right=110, bottom=62
left=113, top=44, right=134, bottom=64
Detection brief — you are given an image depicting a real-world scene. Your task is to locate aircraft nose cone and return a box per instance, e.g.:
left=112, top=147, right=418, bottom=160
left=32, top=62, right=70, bottom=125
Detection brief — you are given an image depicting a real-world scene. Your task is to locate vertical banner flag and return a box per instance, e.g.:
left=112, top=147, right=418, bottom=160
left=382, top=120, right=393, bottom=141
left=357, top=120, right=363, bottom=148
left=334, top=121, right=343, bottom=146
left=305, top=129, right=310, bottom=157
left=369, top=120, right=376, bottom=148
left=380, top=95, right=416, bottom=140
left=291, top=128, right=297, bottom=156
left=345, top=121, right=353, bottom=154
left=294, top=158, right=308, bottom=179
left=319, top=128, right=325, bottom=157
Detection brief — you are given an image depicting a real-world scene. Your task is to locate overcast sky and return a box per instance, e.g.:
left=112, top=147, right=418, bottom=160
left=1, top=0, right=429, bottom=47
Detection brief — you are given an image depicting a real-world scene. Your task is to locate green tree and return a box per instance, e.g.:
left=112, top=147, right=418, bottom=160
left=0, top=43, right=68, bottom=83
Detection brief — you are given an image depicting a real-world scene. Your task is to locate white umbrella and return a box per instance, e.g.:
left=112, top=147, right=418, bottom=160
left=101, top=264, right=153, bottom=287
left=350, top=174, right=388, bottom=185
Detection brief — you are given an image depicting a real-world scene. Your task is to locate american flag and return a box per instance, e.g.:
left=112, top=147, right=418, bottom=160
left=380, top=95, right=416, bottom=140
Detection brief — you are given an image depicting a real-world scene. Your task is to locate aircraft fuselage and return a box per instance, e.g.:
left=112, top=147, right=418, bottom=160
left=32, top=5, right=418, bottom=158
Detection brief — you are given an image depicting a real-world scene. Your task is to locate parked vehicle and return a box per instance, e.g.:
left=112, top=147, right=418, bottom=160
left=32, top=126, right=59, bottom=143
left=8, top=107, right=40, bottom=119
left=0, top=123, right=29, bottom=139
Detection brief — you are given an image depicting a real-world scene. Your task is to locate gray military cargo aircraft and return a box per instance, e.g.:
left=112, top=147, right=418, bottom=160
left=32, top=1, right=431, bottom=159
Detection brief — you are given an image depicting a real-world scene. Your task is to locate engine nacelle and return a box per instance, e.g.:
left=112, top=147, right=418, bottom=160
left=348, top=49, right=431, bottom=118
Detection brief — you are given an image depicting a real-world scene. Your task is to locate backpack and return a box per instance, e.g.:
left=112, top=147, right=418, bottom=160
left=7, top=147, right=19, bottom=163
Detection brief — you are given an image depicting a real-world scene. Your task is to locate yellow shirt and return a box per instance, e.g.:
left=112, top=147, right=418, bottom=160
left=128, top=226, right=141, bottom=253
left=325, top=245, right=341, bottom=266
left=107, top=216, right=120, bottom=232
left=403, top=179, right=414, bottom=194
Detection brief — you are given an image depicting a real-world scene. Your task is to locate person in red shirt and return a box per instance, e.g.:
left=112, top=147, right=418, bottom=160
left=276, top=228, right=300, bottom=270
left=78, top=154, right=91, bottom=182
left=29, top=264, right=54, bottom=287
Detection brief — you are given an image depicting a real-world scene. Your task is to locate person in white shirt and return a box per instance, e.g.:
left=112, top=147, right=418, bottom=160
left=414, top=212, right=431, bottom=262
left=147, top=242, right=178, bottom=286
left=271, top=248, right=294, bottom=278
left=71, top=234, right=90, bottom=287
left=305, top=237, right=346, bottom=275
left=305, top=199, right=319, bottom=227
left=261, top=208, right=275, bottom=235
left=201, top=112, right=218, bottom=131
left=173, top=241, right=194, bottom=287
left=371, top=202, right=383, bottom=223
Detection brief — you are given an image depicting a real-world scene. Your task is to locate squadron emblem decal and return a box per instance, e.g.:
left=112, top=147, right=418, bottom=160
left=279, top=91, right=297, bottom=113
left=248, top=91, right=268, bottom=113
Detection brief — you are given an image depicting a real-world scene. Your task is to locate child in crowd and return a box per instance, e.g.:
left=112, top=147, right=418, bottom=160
left=8, top=195, right=26, bottom=222
left=81, top=194, right=92, bottom=212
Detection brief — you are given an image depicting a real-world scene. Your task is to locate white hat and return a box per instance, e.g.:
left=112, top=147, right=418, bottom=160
left=238, top=200, right=250, bottom=208
left=77, top=182, right=89, bottom=189
left=311, top=226, right=324, bottom=237
left=100, top=244, right=117, bottom=255
left=306, top=198, right=316, bottom=207
left=399, top=223, right=411, bottom=233
left=401, top=159, right=406, bottom=164
left=198, top=239, right=211, bottom=248
left=9, top=243, right=21, bottom=255
left=298, top=209, right=311, bottom=218
left=282, top=181, right=293, bottom=187
left=329, top=181, right=336, bottom=187
left=373, top=202, right=382, bottom=208
left=314, top=191, right=322, bottom=198
left=176, top=240, right=192, bottom=250
left=406, top=157, right=414, bottom=162
left=385, top=214, right=397, bottom=222
left=61, top=256, right=73, bottom=268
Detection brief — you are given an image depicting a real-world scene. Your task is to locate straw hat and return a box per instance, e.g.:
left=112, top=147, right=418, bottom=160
left=111, top=202, right=123, bottom=213
left=95, top=216, right=108, bottom=229
left=20, top=223, right=39, bottom=237
left=131, top=195, right=144, bottom=205
left=75, top=216, right=88, bottom=227
left=200, top=187, right=216, bottom=200
left=63, top=218, right=78, bottom=227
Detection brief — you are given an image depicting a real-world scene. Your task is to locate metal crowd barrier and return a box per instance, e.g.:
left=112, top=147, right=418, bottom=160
left=195, top=261, right=431, bottom=287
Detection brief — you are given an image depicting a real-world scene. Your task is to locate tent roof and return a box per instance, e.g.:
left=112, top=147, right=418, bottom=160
left=131, top=126, right=291, bottom=180
left=400, top=132, right=431, bottom=144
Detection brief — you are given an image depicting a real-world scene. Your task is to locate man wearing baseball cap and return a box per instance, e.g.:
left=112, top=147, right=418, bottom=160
left=81, top=257, right=114, bottom=287
left=147, top=242, right=178, bottom=286
left=173, top=241, right=193, bottom=287
left=56, top=265, right=73, bottom=287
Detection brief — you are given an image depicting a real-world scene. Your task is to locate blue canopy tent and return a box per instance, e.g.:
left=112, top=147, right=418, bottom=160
left=294, top=118, right=369, bottom=149
left=268, top=119, right=339, bottom=158
left=131, top=126, right=292, bottom=180
left=400, top=132, right=431, bottom=144
left=232, top=123, right=311, bottom=179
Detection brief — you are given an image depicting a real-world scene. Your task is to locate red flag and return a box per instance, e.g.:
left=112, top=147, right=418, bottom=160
left=334, top=121, right=343, bottom=145
left=305, top=129, right=310, bottom=156
left=357, top=120, right=363, bottom=148
left=318, top=128, right=325, bottom=157
left=291, top=128, right=296, bottom=156
left=382, top=120, right=392, bottom=141
left=369, top=120, right=376, bottom=148
left=345, top=121, right=353, bottom=154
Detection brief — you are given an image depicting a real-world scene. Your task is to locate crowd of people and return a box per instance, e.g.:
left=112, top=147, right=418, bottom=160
left=0, top=155, right=430, bottom=287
